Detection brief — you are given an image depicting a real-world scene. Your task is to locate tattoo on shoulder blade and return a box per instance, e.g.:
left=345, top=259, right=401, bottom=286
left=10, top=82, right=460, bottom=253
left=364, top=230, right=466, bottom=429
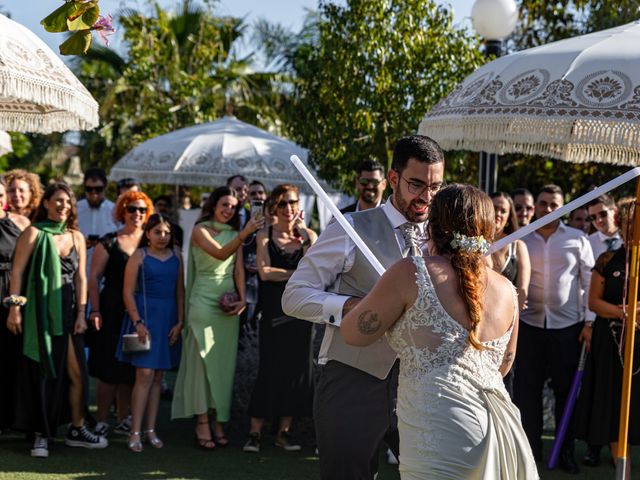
left=357, top=310, right=381, bottom=335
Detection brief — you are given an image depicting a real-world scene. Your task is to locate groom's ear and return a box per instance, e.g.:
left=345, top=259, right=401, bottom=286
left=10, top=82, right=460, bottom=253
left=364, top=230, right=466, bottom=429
left=387, top=168, right=399, bottom=193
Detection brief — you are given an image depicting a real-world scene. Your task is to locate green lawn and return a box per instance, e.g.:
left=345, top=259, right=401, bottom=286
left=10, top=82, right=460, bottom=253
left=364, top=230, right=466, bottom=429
left=1, top=391, right=639, bottom=479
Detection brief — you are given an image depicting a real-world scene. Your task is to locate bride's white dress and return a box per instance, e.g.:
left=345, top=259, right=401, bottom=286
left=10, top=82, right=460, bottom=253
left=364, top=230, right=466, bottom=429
left=387, top=256, right=539, bottom=479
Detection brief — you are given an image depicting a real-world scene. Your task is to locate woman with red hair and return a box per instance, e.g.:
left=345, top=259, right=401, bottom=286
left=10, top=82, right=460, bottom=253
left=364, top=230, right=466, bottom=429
left=87, top=191, right=153, bottom=438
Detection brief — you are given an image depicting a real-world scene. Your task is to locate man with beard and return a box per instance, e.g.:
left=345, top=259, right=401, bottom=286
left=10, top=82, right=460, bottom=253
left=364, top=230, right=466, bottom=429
left=227, top=174, right=250, bottom=227
left=340, top=160, right=387, bottom=214
left=283, top=135, right=445, bottom=480
left=77, top=167, right=118, bottom=253
left=511, top=188, right=536, bottom=227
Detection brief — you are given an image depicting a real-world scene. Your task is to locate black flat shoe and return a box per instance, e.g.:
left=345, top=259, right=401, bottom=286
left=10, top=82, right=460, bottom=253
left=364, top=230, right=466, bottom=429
left=559, top=450, right=580, bottom=475
left=583, top=445, right=601, bottom=467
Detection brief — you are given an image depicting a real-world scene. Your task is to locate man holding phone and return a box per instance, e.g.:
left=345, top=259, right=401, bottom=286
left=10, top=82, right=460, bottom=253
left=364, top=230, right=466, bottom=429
left=77, top=167, right=118, bottom=255
left=243, top=181, right=269, bottom=328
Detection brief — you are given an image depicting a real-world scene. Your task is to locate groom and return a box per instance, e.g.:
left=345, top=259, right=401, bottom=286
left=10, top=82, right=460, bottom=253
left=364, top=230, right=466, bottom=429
left=283, top=135, right=445, bottom=480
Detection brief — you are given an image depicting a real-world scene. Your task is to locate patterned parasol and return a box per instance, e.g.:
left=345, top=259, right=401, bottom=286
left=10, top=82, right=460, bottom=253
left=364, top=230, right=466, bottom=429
left=419, top=20, right=640, bottom=165
left=0, top=14, right=98, bottom=133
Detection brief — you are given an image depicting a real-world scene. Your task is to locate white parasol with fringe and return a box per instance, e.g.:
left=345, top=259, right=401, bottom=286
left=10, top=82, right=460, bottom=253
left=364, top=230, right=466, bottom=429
left=419, top=20, right=640, bottom=165
left=0, top=14, right=99, bottom=133
left=0, top=131, right=12, bottom=156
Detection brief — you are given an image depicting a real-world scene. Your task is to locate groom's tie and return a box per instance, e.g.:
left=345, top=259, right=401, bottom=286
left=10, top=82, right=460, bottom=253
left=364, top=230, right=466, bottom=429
left=399, top=222, right=422, bottom=257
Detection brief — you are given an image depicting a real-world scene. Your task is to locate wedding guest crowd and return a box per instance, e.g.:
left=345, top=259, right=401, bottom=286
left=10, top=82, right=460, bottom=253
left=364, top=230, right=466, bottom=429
left=0, top=160, right=633, bottom=478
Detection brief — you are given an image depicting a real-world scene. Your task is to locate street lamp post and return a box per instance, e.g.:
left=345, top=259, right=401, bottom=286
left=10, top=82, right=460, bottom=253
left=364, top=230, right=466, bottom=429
left=471, top=0, right=518, bottom=193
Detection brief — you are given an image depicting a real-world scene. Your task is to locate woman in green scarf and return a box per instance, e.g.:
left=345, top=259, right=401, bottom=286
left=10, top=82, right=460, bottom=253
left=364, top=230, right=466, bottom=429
left=172, top=186, right=263, bottom=449
left=6, top=183, right=107, bottom=458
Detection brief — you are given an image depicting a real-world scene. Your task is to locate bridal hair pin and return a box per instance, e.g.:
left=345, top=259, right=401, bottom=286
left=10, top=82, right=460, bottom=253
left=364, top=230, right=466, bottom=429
left=450, top=232, right=489, bottom=255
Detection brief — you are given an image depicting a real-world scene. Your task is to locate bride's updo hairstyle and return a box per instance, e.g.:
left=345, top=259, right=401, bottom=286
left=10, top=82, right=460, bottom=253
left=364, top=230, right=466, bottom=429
left=428, top=184, right=495, bottom=350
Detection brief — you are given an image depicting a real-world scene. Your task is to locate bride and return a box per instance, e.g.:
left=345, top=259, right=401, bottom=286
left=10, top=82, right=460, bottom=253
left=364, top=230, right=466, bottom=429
left=342, top=184, right=538, bottom=479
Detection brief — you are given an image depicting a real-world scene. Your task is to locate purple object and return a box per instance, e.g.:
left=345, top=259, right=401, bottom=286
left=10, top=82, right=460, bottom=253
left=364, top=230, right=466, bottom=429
left=548, top=343, right=588, bottom=469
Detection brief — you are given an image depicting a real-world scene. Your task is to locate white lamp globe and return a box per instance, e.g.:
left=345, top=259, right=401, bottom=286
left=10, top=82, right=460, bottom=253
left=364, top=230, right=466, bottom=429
left=471, top=0, right=519, bottom=40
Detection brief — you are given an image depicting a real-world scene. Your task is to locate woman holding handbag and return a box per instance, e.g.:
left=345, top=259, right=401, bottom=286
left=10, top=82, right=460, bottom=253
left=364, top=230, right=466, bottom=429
left=172, top=186, right=263, bottom=449
left=118, top=214, right=184, bottom=452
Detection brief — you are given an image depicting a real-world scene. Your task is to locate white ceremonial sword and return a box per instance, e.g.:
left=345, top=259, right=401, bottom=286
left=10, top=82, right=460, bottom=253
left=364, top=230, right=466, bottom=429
left=290, top=155, right=386, bottom=276
left=489, top=167, right=640, bottom=254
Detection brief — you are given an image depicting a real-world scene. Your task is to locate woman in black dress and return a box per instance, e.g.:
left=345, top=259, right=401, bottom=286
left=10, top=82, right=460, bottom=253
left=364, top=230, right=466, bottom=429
left=243, top=184, right=317, bottom=453
left=575, top=197, right=640, bottom=467
left=87, top=191, right=152, bottom=437
left=489, top=192, right=530, bottom=397
left=7, top=183, right=107, bottom=457
left=0, top=176, right=29, bottom=431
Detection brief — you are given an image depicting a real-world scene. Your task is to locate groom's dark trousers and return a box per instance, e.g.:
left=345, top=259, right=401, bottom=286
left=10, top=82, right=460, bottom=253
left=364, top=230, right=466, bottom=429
left=314, top=360, right=400, bottom=480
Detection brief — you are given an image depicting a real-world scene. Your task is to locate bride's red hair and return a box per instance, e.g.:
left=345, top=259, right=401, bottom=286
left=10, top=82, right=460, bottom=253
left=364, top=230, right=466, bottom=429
left=428, top=184, right=495, bottom=350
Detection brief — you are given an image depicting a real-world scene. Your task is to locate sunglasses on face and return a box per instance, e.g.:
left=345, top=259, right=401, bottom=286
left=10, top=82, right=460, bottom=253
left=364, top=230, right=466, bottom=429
left=84, top=186, right=105, bottom=194
left=126, top=206, right=148, bottom=214
left=277, top=199, right=299, bottom=209
left=587, top=210, right=611, bottom=222
left=358, top=178, right=383, bottom=187
left=515, top=204, right=534, bottom=213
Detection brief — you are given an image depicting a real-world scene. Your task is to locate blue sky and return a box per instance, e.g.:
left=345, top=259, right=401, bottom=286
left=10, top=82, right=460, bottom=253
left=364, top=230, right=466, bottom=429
left=3, top=0, right=472, bottom=59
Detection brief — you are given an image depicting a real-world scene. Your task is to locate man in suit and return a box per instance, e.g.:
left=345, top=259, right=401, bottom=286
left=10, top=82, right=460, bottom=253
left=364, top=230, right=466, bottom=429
left=283, top=135, right=445, bottom=480
left=340, top=160, right=387, bottom=214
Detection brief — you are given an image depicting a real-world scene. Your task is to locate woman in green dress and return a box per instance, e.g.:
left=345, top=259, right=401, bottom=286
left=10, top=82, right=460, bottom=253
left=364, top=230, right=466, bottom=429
left=172, top=186, right=263, bottom=449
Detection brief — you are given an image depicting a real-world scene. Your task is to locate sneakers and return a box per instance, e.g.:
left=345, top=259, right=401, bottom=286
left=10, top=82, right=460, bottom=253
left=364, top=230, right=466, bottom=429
left=243, top=432, right=261, bottom=453
left=65, top=425, right=109, bottom=449
left=113, top=416, right=132, bottom=435
left=94, top=421, right=110, bottom=437
left=275, top=431, right=301, bottom=452
left=31, top=435, right=49, bottom=458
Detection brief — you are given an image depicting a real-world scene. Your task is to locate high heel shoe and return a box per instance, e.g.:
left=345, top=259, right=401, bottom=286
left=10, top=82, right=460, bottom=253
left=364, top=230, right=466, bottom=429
left=145, top=429, right=163, bottom=449
left=195, top=421, right=216, bottom=450
left=128, top=432, right=143, bottom=453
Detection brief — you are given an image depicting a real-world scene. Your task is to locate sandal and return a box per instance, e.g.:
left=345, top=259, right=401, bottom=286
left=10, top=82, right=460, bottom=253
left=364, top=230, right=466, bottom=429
left=195, top=421, right=216, bottom=450
left=213, top=434, right=229, bottom=447
left=145, top=429, right=163, bottom=449
left=128, top=432, right=143, bottom=453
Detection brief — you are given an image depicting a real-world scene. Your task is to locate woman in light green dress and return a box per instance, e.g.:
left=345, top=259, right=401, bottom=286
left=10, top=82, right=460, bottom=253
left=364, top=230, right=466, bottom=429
left=172, top=187, right=263, bottom=449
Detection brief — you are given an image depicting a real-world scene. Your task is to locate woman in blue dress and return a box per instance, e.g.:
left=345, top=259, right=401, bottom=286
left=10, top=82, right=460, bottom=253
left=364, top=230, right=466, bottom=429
left=118, top=214, right=184, bottom=452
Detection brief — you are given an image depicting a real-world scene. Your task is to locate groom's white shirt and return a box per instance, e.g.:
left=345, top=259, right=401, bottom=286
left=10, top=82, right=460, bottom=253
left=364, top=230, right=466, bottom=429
left=282, top=199, right=426, bottom=366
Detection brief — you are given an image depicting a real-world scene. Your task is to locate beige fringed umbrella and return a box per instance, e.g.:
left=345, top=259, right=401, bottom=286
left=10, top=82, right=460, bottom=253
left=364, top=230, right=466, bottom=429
left=0, top=14, right=99, bottom=133
left=0, top=131, right=12, bottom=156
left=419, top=20, right=640, bottom=165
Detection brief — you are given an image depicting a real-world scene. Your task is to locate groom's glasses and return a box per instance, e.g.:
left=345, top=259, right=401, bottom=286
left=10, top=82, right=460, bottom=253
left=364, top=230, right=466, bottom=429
left=400, top=177, right=445, bottom=196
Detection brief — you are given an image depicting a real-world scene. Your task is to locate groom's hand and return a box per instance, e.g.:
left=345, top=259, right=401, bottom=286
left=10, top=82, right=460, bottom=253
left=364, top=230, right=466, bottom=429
left=342, top=297, right=361, bottom=317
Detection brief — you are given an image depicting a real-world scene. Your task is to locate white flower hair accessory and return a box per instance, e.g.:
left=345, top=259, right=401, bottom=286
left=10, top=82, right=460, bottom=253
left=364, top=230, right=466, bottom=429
left=449, top=232, right=489, bottom=255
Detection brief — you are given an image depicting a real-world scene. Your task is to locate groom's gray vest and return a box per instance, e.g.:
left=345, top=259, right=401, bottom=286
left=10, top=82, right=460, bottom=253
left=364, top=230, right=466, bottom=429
left=325, top=207, right=402, bottom=379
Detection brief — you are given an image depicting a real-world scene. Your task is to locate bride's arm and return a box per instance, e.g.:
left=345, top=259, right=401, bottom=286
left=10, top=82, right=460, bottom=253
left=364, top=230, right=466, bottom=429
left=341, top=259, right=413, bottom=346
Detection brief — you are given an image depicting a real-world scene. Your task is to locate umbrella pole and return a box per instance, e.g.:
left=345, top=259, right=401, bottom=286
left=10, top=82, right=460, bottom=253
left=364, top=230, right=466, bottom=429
left=616, top=178, right=640, bottom=479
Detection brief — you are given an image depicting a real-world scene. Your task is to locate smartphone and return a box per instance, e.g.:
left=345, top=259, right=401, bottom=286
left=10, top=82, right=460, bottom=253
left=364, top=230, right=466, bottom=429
left=250, top=200, right=264, bottom=220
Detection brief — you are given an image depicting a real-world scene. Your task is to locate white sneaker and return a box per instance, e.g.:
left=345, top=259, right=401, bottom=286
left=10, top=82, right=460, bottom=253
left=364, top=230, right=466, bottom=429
left=31, top=435, right=49, bottom=458
left=387, top=448, right=399, bottom=465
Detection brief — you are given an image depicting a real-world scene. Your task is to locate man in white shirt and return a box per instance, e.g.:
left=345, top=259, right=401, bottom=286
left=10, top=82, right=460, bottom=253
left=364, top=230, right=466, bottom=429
left=514, top=184, right=595, bottom=474
left=283, top=135, right=445, bottom=480
left=587, top=194, right=622, bottom=261
left=77, top=168, right=118, bottom=254
left=340, top=160, right=387, bottom=214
